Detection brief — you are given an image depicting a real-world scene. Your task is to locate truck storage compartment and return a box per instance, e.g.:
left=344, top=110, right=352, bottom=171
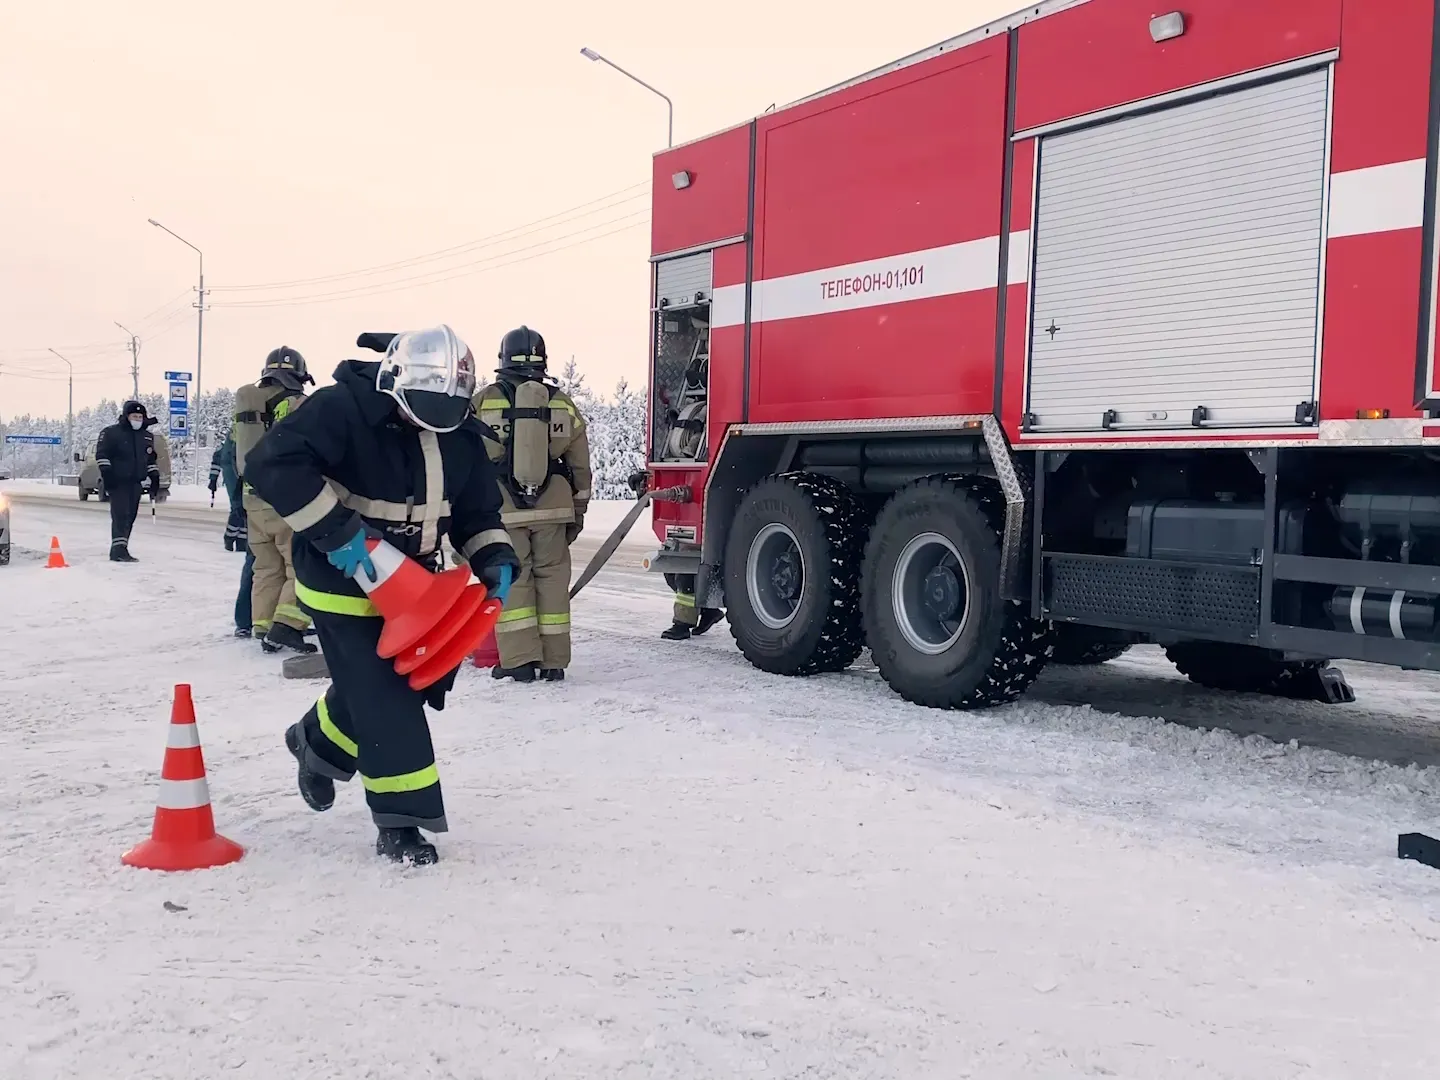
left=1025, top=65, right=1330, bottom=432
left=651, top=250, right=711, bottom=465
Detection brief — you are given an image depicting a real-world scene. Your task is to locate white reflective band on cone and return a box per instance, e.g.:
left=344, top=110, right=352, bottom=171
left=354, top=540, right=407, bottom=595
left=166, top=723, right=201, bottom=749
left=157, top=777, right=212, bottom=810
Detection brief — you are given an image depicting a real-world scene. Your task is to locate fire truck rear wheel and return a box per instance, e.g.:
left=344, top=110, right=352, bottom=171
left=861, top=478, right=1051, bottom=710
left=1165, top=642, right=1328, bottom=695
left=724, top=473, right=867, bottom=676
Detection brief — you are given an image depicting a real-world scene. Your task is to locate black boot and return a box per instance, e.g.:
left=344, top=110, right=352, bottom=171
left=284, top=724, right=335, bottom=812
left=233, top=627, right=252, bottom=639
left=661, top=622, right=691, bottom=640
left=262, top=623, right=319, bottom=655
left=491, top=662, right=538, bottom=682
left=110, top=546, right=138, bottom=563
left=539, top=668, right=565, bottom=682
left=693, top=608, right=726, bottom=636
left=376, top=827, right=439, bottom=865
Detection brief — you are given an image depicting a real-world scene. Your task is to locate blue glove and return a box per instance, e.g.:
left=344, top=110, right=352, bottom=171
left=493, top=563, right=513, bottom=603
left=326, top=527, right=377, bottom=584
left=477, top=552, right=519, bottom=602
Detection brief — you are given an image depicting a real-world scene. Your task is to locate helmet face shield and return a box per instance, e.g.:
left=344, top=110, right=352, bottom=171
left=379, top=325, right=477, bottom=432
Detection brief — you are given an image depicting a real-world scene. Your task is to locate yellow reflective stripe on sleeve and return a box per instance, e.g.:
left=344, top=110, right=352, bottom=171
left=674, top=592, right=696, bottom=607
left=498, top=605, right=536, bottom=623
left=317, top=695, right=359, bottom=759
left=253, top=619, right=273, bottom=631
left=284, top=484, right=340, bottom=532
left=538, top=613, right=570, bottom=625
left=361, top=764, right=439, bottom=794
left=461, top=529, right=511, bottom=558
left=295, top=581, right=381, bottom=617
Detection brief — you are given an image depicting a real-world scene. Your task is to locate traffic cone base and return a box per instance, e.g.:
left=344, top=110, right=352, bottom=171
left=123, top=684, right=244, bottom=872
left=394, top=582, right=487, bottom=676
left=375, top=565, right=471, bottom=660
left=408, top=592, right=503, bottom=691
left=122, top=833, right=245, bottom=872
left=45, top=536, right=68, bottom=569
left=471, top=628, right=500, bottom=668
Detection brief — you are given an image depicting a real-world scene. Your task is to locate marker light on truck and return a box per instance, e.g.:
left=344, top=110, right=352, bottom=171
left=1149, top=12, right=1185, bottom=43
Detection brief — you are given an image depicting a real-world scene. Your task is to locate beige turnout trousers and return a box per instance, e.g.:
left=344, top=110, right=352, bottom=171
left=494, top=521, right=572, bottom=670
left=244, top=495, right=309, bottom=634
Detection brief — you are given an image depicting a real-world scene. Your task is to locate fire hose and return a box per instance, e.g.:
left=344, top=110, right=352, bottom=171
left=568, top=484, right=691, bottom=599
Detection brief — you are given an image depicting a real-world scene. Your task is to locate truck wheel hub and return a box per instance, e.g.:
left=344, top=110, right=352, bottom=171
left=892, top=532, right=970, bottom=656
left=922, top=565, right=962, bottom=621
left=747, top=522, right=806, bottom=631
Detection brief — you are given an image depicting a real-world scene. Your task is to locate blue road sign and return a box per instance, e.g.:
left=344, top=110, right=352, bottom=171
left=4, top=434, right=63, bottom=446
left=164, top=371, right=192, bottom=383
left=168, top=413, right=190, bottom=438
left=169, top=383, right=188, bottom=403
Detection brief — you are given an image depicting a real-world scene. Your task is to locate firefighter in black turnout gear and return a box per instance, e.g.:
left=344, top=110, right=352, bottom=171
left=245, top=325, right=521, bottom=865
left=95, top=400, right=161, bottom=562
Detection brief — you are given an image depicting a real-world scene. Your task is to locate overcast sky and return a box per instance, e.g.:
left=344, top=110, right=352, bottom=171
left=0, top=0, right=1017, bottom=422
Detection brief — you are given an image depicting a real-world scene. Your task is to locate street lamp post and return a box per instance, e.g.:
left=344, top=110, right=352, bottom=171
left=146, top=218, right=205, bottom=432
left=115, top=321, right=140, bottom=399
left=47, top=348, right=74, bottom=465
left=580, top=47, right=673, bottom=148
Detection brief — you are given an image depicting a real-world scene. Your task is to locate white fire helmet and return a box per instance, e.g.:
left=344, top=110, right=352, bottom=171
left=377, top=324, right=478, bottom=433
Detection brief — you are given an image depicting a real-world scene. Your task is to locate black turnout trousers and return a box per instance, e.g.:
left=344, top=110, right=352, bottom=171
left=292, top=609, right=449, bottom=833
left=108, top=483, right=142, bottom=552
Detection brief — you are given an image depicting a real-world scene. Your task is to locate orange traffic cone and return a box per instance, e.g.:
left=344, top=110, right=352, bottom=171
left=470, top=629, right=500, bottom=669
left=45, top=536, right=67, bottom=569
left=122, top=684, right=244, bottom=872
left=350, top=538, right=503, bottom=691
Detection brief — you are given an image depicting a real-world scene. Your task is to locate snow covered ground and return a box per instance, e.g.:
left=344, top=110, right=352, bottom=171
left=3, top=486, right=1440, bottom=1078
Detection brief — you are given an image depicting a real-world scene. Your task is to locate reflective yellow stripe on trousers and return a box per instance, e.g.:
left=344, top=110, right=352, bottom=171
left=295, top=581, right=380, bottom=617
left=361, top=765, right=440, bottom=794
left=496, top=605, right=537, bottom=632
left=316, top=695, right=359, bottom=759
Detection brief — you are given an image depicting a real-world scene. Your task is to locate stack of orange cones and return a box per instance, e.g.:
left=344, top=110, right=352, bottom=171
left=350, top=538, right=503, bottom=690
left=122, top=684, right=244, bottom=872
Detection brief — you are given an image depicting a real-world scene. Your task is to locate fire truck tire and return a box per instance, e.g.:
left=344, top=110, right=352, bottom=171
left=724, top=472, right=867, bottom=676
left=1049, top=624, right=1134, bottom=666
left=861, top=478, right=1051, bottom=710
left=1165, top=642, right=1335, bottom=697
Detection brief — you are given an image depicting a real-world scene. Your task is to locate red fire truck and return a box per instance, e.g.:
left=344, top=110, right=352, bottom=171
left=639, top=0, right=1440, bottom=711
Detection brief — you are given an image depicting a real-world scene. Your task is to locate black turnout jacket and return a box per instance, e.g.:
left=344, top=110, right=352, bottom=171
left=244, top=359, right=514, bottom=606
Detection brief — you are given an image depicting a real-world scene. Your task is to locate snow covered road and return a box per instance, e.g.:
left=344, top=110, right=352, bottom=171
left=3, top=489, right=1440, bottom=1078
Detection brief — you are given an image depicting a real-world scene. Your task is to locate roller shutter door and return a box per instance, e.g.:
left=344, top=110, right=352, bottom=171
left=1025, top=68, right=1330, bottom=433
left=654, top=251, right=713, bottom=310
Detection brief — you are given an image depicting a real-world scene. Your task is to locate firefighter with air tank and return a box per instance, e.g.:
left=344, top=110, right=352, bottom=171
left=472, top=326, right=592, bottom=683
left=234, top=347, right=317, bottom=655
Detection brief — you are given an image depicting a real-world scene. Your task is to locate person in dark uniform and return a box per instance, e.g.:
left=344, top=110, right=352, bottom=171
left=94, top=400, right=161, bottom=562
left=244, top=325, right=521, bottom=866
